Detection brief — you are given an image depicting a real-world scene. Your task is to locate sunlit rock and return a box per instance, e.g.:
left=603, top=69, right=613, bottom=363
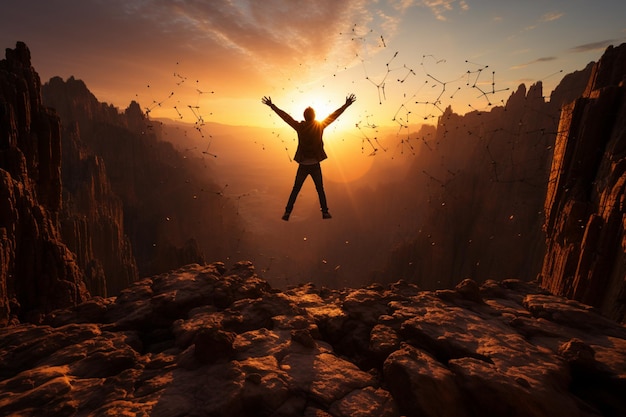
left=541, top=43, right=626, bottom=323
left=0, top=261, right=624, bottom=416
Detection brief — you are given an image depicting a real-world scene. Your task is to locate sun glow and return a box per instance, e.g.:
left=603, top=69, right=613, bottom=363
left=264, top=81, right=373, bottom=183
left=324, top=139, right=375, bottom=183
left=287, top=93, right=347, bottom=123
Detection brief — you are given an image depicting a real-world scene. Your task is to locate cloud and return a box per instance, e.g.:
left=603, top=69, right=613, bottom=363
left=569, top=39, right=619, bottom=53
left=2, top=0, right=427, bottom=103
left=510, top=37, right=621, bottom=71
left=389, top=0, right=416, bottom=11
left=521, top=10, right=563, bottom=32
left=419, top=0, right=468, bottom=21
left=510, top=56, right=557, bottom=70
left=110, top=0, right=388, bottom=79
left=540, top=11, right=564, bottom=23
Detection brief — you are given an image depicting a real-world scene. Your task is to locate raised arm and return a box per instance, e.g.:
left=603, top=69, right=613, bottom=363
left=321, top=94, right=356, bottom=127
left=262, top=96, right=298, bottom=129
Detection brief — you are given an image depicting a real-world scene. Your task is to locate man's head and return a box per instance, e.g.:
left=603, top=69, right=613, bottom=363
left=303, top=107, right=315, bottom=121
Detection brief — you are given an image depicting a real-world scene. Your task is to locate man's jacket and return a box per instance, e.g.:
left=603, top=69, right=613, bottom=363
left=270, top=103, right=350, bottom=163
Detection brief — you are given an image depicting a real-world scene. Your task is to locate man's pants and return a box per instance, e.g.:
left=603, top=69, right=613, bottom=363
left=285, top=163, right=328, bottom=213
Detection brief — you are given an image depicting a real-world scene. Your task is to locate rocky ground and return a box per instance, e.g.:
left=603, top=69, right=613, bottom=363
left=0, top=261, right=625, bottom=417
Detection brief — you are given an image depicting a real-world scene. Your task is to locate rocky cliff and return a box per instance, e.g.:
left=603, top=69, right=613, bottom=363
left=0, top=42, right=89, bottom=325
left=39, top=76, right=145, bottom=297
left=0, top=39, right=248, bottom=321
left=541, top=43, right=626, bottom=323
left=41, top=76, right=245, bottom=280
left=0, top=262, right=624, bottom=416
left=380, top=66, right=591, bottom=288
left=0, top=40, right=136, bottom=317
left=59, top=119, right=138, bottom=297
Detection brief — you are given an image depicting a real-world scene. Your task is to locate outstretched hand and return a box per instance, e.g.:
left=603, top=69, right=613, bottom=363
left=261, top=96, right=273, bottom=107
left=345, top=93, right=356, bottom=106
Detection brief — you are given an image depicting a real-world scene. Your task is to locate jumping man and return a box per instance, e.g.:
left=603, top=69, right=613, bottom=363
left=262, top=94, right=356, bottom=220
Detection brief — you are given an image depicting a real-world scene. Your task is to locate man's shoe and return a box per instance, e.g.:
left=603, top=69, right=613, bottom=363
left=282, top=212, right=290, bottom=221
left=322, top=211, right=332, bottom=219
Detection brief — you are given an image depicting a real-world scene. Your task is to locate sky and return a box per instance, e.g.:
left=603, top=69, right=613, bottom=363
left=1, top=0, right=625, bottom=131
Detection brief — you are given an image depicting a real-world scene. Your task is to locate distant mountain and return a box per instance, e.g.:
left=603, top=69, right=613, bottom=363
left=0, top=41, right=248, bottom=323
left=375, top=61, right=592, bottom=289
left=42, top=75, right=247, bottom=287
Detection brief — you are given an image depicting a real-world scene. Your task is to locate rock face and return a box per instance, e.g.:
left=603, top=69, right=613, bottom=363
left=0, top=40, right=244, bottom=318
left=381, top=66, right=591, bottom=288
left=0, top=261, right=624, bottom=416
left=42, top=76, right=245, bottom=280
left=39, top=76, right=145, bottom=297
left=0, top=42, right=89, bottom=325
left=59, top=120, right=138, bottom=297
left=541, top=43, right=626, bottom=323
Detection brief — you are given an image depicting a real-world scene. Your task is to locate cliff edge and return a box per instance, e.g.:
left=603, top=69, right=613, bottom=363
left=541, top=43, right=626, bottom=323
left=0, top=42, right=89, bottom=325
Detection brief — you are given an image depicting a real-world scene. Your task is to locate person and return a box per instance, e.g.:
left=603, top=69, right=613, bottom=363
left=262, top=94, right=356, bottom=221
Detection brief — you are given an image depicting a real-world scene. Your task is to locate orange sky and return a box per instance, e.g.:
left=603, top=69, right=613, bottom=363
left=2, top=0, right=625, bottom=131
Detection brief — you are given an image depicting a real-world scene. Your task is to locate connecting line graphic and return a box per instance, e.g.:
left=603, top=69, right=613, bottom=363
left=138, top=22, right=559, bottom=173
left=418, top=132, right=434, bottom=152
left=173, top=71, right=186, bottom=86
left=465, top=59, right=488, bottom=86
left=426, top=73, right=452, bottom=108
left=473, top=71, right=510, bottom=105
left=137, top=64, right=218, bottom=156
left=344, top=31, right=518, bottom=152
left=285, top=25, right=516, bottom=156
left=359, top=48, right=418, bottom=105
left=421, top=169, right=460, bottom=188
left=408, top=55, right=467, bottom=120
left=391, top=103, right=416, bottom=156
left=540, top=69, right=565, bottom=83
left=355, top=119, right=386, bottom=156
left=173, top=106, right=184, bottom=120
left=143, top=89, right=175, bottom=118
left=464, top=60, right=510, bottom=106
left=272, top=130, right=293, bottom=162
left=397, top=64, right=417, bottom=83
left=359, top=51, right=399, bottom=104
left=392, top=103, right=411, bottom=130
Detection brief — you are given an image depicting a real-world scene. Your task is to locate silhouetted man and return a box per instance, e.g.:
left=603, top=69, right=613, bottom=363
left=262, top=94, right=356, bottom=221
